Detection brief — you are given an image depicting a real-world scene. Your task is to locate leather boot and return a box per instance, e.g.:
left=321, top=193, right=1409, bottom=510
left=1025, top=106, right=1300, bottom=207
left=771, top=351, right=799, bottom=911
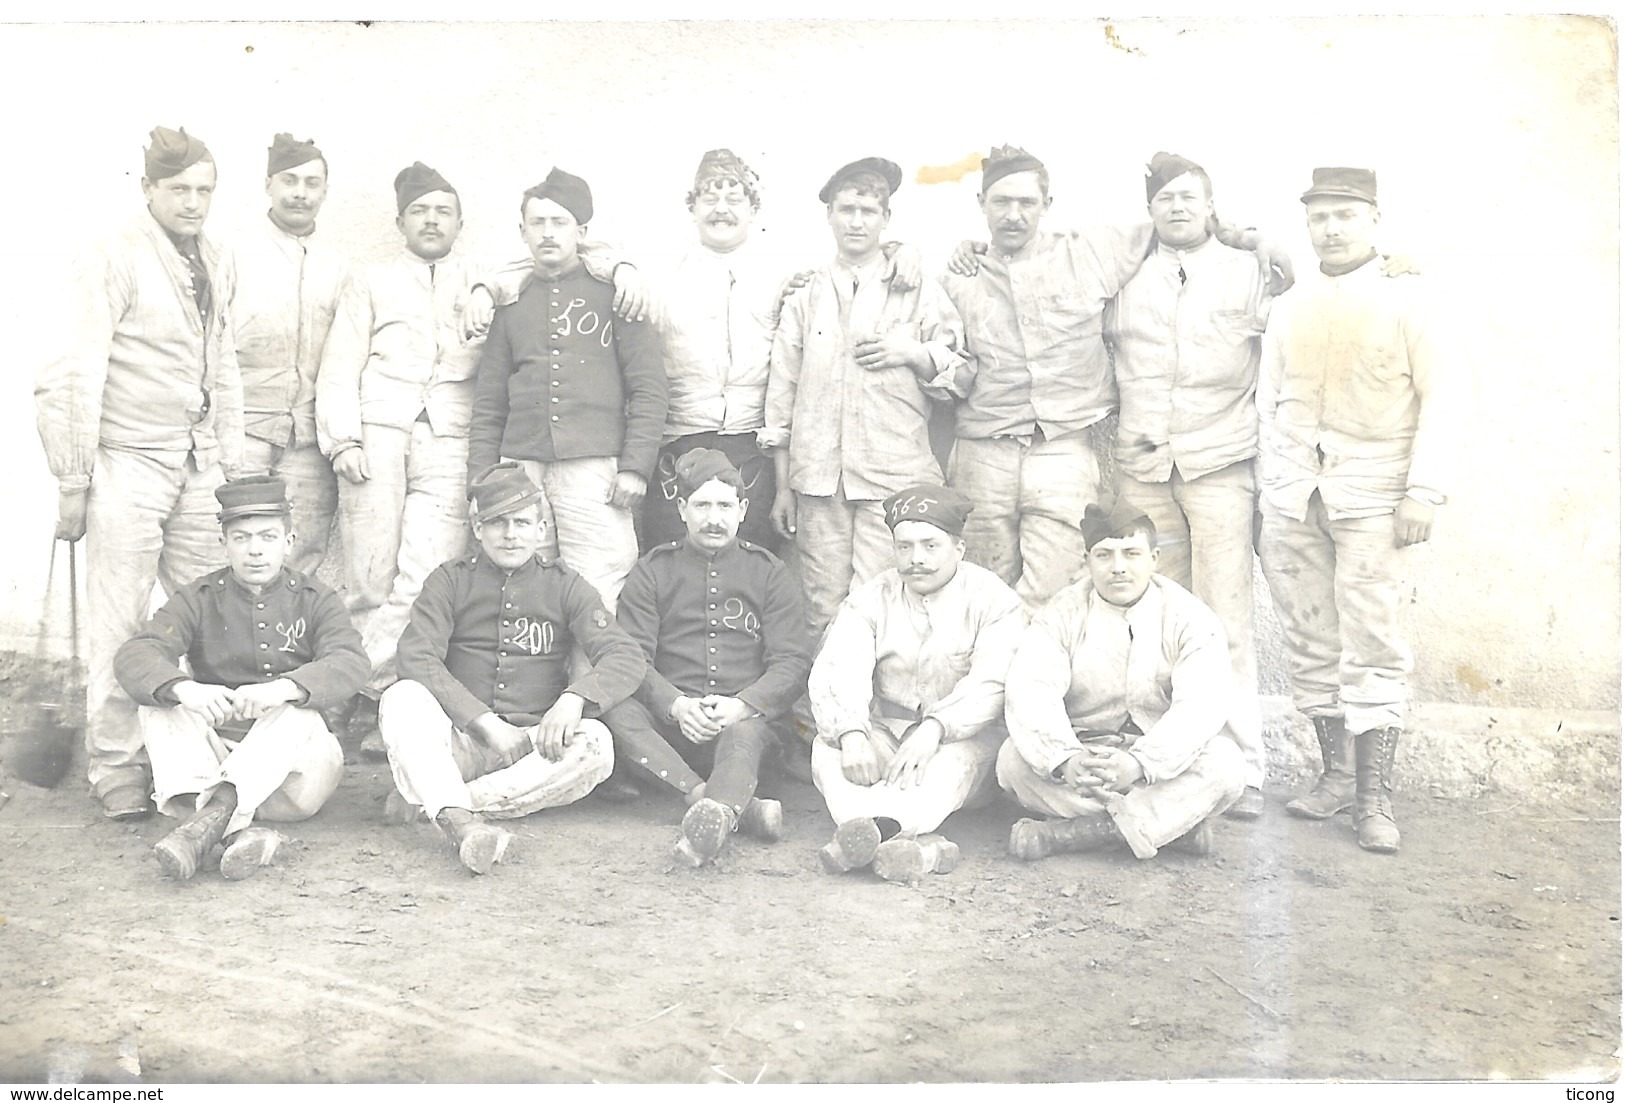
left=435, top=808, right=512, bottom=874
left=1355, top=726, right=1402, bottom=853
left=154, top=792, right=237, bottom=881
left=220, top=827, right=283, bottom=881
left=872, top=834, right=961, bottom=883
left=737, top=798, right=785, bottom=842
left=818, top=817, right=883, bottom=873
left=1160, top=819, right=1213, bottom=857
left=1286, top=716, right=1356, bottom=819
left=1007, top=814, right=1119, bottom=861
left=673, top=798, right=738, bottom=867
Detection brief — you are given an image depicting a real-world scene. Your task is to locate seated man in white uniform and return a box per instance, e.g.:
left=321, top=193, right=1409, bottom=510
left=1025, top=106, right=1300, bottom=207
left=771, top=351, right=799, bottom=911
left=998, top=501, right=1245, bottom=860
left=807, top=484, right=1026, bottom=882
left=378, top=462, right=645, bottom=874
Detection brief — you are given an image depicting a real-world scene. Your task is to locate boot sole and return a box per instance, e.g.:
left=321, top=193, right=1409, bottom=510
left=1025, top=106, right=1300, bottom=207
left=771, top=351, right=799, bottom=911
left=874, top=835, right=961, bottom=883
left=459, top=826, right=512, bottom=874
left=820, top=818, right=881, bottom=872
left=221, top=829, right=283, bottom=881
left=738, top=799, right=785, bottom=843
left=153, top=837, right=198, bottom=881
left=681, top=800, right=735, bottom=862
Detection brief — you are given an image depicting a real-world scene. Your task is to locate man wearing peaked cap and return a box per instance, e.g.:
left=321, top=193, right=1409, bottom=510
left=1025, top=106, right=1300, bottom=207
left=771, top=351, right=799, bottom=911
left=998, top=498, right=1247, bottom=862
left=113, top=474, right=368, bottom=882
left=642, top=148, right=790, bottom=556
left=377, top=461, right=646, bottom=875
left=817, top=157, right=903, bottom=205
left=220, top=132, right=346, bottom=592
left=941, top=144, right=1297, bottom=615
left=467, top=167, right=668, bottom=613
left=1256, top=166, right=1451, bottom=855
left=35, top=125, right=245, bottom=820
left=807, top=482, right=1027, bottom=883
left=1105, top=150, right=1277, bottom=820
left=603, top=448, right=811, bottom=867
left=316, top=159, right=503, bottom=757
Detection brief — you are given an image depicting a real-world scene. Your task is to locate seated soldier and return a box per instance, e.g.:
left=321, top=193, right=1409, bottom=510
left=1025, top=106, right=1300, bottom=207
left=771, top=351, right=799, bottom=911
left=604, top=448, right=812, bottom=866
left=378, top=462, right=644, bottom=874
left=998, top=502, right=1246, bottom=860
left=807, top=485, right=1026, bottom=883
left=113, top=476, right=367, bottom=882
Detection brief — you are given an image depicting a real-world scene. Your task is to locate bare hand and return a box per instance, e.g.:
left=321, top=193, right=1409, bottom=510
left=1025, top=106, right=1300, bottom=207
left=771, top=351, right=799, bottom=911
left=332, top=449, right=370, bottom=485
left=471, top=712, right=534, bottom=767
left=1380, top=253, right=1421, bottom=278
left=884, top=719, right=943, bottom=789
left=946, top=239, right=987, bottom=278
left=699, top=695, right=752, bottom=730
left=1393, top=497, right=1435, bottom=547
left=671, top=696, right=724, bottom=744
left=610, top=265, right=649, bottom=322
left=882, top=241, right=923, bottom=292
left=777, top=269, right=814, bottom=310
left=852, top=331, right=926, bottom=375
left=172, top=680, right=238, bottom=727
left=1254, top=237, right=1296, bottom=297
left=55, top=486, right=88, bottom=542
left=839, top=730, right=883, bottom=786
left=229, top=678, right=302, bottom=720
left=1060, top=751, right=1104, bottom=795
left=770, top=488, right=797, bottom=540
left=1075, top=746, right=1144, bottom=794
left=606, top=471, right=647, bottom=512
left=537, top=692, right=585, bottom=761
left=462, top=285, right=496, bottom=341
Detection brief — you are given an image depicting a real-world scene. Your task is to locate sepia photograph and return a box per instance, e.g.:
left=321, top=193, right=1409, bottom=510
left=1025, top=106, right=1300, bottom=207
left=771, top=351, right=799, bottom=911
left=0, top=13, right=1617, bottom=1086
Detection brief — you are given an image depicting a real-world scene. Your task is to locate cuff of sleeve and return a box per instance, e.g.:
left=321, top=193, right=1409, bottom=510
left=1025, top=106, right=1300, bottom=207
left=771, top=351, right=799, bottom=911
left=1044, top=743, right=1080, bottom=778
left=756, top=427, right=789, bottom=450
left=1405, top=486, right=1446, bottom=506
left=281, top=675, right=315, bottom=707
left=1127, top=749, right=1160, bottom=786
left=58, top=475, right=92, bottom=493
left=924, top=713, right=961, bottom=743
left=647, top=680, right=681, bottom=720
left=327, top=441, right=360, bottom=459
left=564, top=677, right=608, bottom=716
left=154, top=677, right=187, bottom=706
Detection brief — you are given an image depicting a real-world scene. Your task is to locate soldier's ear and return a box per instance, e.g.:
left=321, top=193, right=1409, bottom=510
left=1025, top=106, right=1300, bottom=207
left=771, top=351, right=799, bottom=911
left=737, top=497, right=749, bottom=516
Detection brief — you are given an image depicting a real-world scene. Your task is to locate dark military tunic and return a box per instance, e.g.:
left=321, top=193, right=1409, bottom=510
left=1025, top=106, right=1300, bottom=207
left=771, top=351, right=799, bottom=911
left=114, top=567, right=367, bottom=711
left=396, top=551, right=646, bottom=730
left=615, top=538, right=810, bottom=719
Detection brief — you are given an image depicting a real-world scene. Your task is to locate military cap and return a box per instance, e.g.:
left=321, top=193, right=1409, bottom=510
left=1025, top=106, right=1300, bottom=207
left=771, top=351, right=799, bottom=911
left=1144, top=151, right=1205, bottom=200
left=980, top=144, right=1046, bottom=193
left=674, top=448, right=743, bottom=499
left=1300, top=166, right=1378, bottom=206
left=523, top=166, right=593, bottom=225
left=267, top=132, right=324, bottom=176
left=394, top=161, right=457, bottom=214
left=694, top=148, right=758, bottom=192
left=469, top=461, right=545, bottom=524
left=216, top=475, right=291, bottom=523
left=1080, top=500, right=1157, bottom=551
left=145, top=126, right=211, bottom=182
left=882, top=484, right=973, bottom=539
left=818, top=156, right=902, bottom=204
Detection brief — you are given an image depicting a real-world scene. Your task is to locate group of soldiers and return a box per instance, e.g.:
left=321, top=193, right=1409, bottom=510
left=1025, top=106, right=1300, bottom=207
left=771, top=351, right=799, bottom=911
left=32, top=124, right=1446, bottom=883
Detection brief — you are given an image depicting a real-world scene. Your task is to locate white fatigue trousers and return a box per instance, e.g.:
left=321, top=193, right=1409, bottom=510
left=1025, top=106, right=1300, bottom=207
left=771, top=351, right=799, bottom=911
left=996, top=734, right=1245, bottom=855
left=794, top=486, right=892, bottom=643
left=1257, top=493, right=1412, bottom=735
left=1117, top=460, right=1266, bottom=788
left=339, top=421, right=470, bottom=693
left=811, top=721, right=1003, bottom=836
left=84, top=448, right=227, bottom=799
left=378, top=680, right=614, bottom=821
left=242, top=437, right=339, bottom=577
left=949, top=431, right=1102, bottom=610
left=141, top=703, right=344, bottom=838
left=513, top=457, right=636, bottom=611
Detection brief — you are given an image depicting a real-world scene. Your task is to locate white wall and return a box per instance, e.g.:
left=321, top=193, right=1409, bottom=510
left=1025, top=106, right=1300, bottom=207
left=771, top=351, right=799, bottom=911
left=0, top=16, right=1616, bottom=709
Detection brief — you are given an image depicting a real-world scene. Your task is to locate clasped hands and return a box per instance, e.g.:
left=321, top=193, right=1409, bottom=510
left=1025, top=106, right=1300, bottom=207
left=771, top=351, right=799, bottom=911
left=1059, top=745, right=1145, bottom=798
left=172, top=678, right=305, bottom=725
left=839, top=718, right=944, bottom=789
left=670, top=695, right=754, bottom=745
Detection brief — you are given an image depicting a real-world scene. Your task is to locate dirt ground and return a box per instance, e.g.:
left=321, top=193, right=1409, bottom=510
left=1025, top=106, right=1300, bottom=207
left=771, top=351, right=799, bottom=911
left=0, top=654, right=1619, bottom=1085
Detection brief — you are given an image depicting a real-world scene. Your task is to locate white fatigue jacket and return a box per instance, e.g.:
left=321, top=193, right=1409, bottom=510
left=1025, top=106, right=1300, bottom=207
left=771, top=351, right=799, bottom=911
left=36, top=213, right=242, bottom=490
left=1004, top=575, right=1231, bottom=784
left=1107, top=236, right=1272, bottom=482
left=652, top=241, right=784, bottom=442
left=762, top=251, right=964, bottom=499
left=315, top=251, right=486, bottom=458
left=943, top=223, right=1155, bottom=441
left=224, top=215, right=349, bottom=450
left=809, top=561, right=1026, bottom=748
left=1256, top=260, right=1449, bottom=520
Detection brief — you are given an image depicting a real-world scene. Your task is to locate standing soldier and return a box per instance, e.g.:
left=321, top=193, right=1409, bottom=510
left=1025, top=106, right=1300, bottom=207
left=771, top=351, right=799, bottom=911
left=1257, top=168, right=1449, bottom=854
left=466, top=168, right=668, bottom=611
left=316, top=162, right=488, bottom=754
left=643, top=150, right=787, bottom=551
left=1104, top=152, right=1273, bottom=819
left=227, top=133, right=347, bottom=575
left=35, top=125, right=243, bottom=820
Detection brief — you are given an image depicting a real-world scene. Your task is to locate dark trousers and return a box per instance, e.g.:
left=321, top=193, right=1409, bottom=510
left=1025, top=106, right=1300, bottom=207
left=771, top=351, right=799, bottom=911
left=641, top=431, right=781, bottom=552
left=601, top=697, right=773, bottom=813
